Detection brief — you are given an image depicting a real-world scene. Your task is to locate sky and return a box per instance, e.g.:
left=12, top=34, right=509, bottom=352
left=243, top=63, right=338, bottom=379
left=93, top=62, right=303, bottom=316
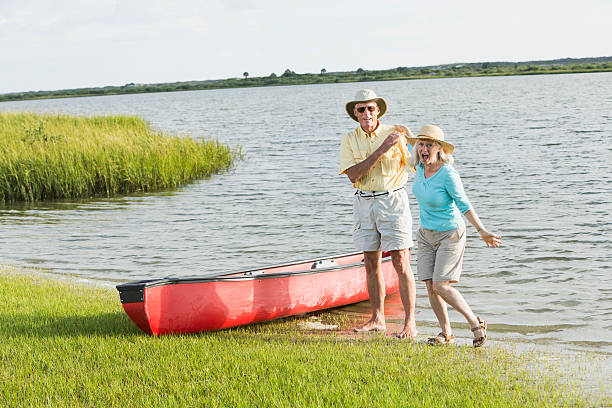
left=1, top=0, right=611, bottom=94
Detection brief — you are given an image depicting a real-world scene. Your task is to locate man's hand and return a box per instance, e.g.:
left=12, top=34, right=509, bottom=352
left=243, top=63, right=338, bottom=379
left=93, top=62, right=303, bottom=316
left=380, top=131, right=401, bottom=153
left=345, top=127, right=412, bottom=184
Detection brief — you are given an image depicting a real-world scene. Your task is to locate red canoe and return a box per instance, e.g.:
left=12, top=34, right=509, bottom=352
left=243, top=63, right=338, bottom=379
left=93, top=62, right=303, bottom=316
left=116, top=251, right=398, bottom=335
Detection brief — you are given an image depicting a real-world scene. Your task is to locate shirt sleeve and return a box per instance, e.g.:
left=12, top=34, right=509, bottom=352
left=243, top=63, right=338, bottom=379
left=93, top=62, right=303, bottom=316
left=339, top=133, right=356, bottom=175
left=445, top=168, right=473, bottom=214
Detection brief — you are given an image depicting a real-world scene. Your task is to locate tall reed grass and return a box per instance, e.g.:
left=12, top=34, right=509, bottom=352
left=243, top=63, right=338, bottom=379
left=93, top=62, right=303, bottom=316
left=0, top=112, right=241, bottom=201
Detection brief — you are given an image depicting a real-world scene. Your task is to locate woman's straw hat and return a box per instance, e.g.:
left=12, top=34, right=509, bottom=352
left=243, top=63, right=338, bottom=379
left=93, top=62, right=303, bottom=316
left=406, top=124, right=455, bottom=154
left=345, top=89, right=387, bottom=122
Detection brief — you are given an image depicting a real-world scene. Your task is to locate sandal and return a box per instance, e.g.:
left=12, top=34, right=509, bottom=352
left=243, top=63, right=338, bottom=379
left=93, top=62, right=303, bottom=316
left=426, top=332, right=454, bottom=345
left=472, top=316, right=487, bottom=348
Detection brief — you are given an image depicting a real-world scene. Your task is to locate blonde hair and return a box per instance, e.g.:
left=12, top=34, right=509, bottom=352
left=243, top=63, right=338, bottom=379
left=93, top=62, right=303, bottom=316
left=407, top=140, right=454, bottom=170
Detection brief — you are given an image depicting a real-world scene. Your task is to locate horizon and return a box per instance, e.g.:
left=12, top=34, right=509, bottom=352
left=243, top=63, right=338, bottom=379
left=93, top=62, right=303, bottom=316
left=3, top=55, right=611, bottom=96
left=2, top=0, right=611, bottom=94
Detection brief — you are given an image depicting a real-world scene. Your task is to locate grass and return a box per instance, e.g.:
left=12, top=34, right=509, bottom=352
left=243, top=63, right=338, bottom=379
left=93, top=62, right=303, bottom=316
left=0, top=112, right=241, bottom=201
left=0, top=266, right=600, bottom=408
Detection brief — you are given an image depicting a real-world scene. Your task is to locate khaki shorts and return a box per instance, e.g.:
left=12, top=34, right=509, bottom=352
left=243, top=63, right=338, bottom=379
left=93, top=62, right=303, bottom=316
left=417, top=223, right=466, bottom=283
left=352, top=187, right=413, bottom=252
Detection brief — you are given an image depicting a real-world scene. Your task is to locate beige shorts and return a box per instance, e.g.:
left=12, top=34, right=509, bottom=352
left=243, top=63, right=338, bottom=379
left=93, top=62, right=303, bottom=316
left=417, top=223, right=466, bottom=283
left=352, top=187, right=413, bottom=252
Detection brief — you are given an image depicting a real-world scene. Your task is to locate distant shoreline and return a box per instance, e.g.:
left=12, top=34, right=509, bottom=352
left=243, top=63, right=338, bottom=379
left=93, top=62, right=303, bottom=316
left=2, top=56, right=611, bottom=103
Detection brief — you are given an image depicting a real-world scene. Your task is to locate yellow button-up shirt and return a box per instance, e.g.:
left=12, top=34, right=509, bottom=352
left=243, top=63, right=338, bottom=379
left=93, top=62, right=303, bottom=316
left=339, top=122, right=410, bottom=191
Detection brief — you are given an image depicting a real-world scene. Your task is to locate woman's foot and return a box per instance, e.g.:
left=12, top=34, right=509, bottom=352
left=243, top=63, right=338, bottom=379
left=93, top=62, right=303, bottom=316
left=471, top=316, right=487, bottom=348
left=426, top=332, right=454, bottom=345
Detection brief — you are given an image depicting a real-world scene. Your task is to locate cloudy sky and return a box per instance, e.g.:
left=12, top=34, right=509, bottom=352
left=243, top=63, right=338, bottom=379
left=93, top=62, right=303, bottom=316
left=1, top=0, right=610, bottom=94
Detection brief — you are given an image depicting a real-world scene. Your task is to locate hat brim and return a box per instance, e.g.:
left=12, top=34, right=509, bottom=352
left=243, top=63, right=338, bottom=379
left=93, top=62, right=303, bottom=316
left=406, top=136, right=455, bottom=155
left=346, top=98, right=387, bottom=122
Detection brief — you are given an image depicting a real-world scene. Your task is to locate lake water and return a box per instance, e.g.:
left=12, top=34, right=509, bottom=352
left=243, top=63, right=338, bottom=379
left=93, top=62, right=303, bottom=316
left=1, top=73, right=611, bottom=377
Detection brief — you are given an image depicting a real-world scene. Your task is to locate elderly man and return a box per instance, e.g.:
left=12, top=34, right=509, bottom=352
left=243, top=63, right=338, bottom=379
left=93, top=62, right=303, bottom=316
left=339, top=89, right=417, bottom=338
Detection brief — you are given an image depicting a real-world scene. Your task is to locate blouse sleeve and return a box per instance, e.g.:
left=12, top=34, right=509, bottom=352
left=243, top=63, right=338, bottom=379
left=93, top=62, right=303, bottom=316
left=445, top=168, right=473, bottom=214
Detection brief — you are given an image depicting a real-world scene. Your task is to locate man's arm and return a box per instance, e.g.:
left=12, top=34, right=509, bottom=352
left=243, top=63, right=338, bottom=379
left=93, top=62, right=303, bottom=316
left=344, top=132, right=401, bottom=184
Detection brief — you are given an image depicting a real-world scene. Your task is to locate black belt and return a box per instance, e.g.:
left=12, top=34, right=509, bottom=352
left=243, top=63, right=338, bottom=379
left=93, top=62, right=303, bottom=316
left=356, top=187, right=404, bottom=198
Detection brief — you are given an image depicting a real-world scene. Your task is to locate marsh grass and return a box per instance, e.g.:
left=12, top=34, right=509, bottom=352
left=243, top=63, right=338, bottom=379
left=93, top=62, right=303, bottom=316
left=0, top=267, right=600, bottom=407
left=0, top=112, right=241, bottom=201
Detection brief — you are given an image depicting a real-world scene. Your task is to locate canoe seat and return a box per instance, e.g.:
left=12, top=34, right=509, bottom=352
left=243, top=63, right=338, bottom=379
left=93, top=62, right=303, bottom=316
left=245, top=270, right=265, bottom=276
left=311, top=259, right=338, bottom=269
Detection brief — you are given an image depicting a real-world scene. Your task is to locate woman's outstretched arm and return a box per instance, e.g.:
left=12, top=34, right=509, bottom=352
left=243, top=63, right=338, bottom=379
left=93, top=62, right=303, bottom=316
left=464, top=209, right=503, bottom=248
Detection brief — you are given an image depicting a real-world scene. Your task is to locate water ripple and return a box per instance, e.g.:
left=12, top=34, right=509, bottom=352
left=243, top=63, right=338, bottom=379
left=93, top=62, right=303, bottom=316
left=1, top=72, right=611, bottom=356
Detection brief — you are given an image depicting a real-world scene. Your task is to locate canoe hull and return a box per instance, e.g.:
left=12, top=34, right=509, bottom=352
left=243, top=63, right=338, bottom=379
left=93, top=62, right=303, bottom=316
left=117, top=252, right=399, bottom=335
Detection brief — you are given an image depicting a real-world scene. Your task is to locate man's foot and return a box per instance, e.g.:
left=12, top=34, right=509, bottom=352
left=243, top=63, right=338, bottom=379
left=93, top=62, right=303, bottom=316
left=353, top=320, right=386, bottom=333
left=394, top=323, right=418, bottom=339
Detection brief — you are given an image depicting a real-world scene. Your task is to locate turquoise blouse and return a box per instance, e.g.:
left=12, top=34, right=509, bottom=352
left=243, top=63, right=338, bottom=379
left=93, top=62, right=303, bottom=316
left=412, top=163, right=472, bottom=231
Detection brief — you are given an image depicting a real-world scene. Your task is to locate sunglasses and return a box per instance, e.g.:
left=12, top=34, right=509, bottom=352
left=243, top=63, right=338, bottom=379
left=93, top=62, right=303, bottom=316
left=356, top=106, right=377, bottom=113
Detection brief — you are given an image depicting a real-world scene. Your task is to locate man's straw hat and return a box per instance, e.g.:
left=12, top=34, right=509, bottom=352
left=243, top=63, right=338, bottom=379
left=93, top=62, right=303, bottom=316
left=345, top=89, right=387, bottom=122
left=406, top=124, right=455, bottom=154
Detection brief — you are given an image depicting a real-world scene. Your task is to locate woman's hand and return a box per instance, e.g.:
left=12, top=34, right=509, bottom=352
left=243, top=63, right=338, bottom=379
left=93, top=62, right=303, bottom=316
left=479, top=229, right=502, bottom=248
left=464, top=210, right=501, bottom=248
left=394, top=124, right=415, bottom=138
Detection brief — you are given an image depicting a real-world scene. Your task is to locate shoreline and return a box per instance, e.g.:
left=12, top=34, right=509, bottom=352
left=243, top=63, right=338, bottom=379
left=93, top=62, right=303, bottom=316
left=2, top=263, right=609, bottom=405
left=2, top=63, right=611, bottom=103
left=0, top=112, right=241, bottom=201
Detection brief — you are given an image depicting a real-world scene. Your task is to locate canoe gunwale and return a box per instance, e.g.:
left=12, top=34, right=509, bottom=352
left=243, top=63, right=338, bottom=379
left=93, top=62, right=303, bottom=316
left=116, top=251, right=391, bottom=292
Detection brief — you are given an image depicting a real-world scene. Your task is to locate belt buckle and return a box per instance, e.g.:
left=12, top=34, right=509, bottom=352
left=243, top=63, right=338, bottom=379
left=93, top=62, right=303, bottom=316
left=358, top=190, right=390, bottom=198
left=374, top=191, right=386, bottom=198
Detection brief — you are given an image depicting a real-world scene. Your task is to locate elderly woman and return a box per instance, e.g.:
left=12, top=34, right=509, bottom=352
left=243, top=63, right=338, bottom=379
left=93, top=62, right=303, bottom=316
left=404, top=124, right=502, bottom=347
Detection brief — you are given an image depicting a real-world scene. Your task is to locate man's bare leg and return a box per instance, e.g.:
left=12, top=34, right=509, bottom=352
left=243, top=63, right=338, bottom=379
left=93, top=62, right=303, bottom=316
left=391, top=249, right=418, bottom=339
left=353, top=251, right=386, bottom=332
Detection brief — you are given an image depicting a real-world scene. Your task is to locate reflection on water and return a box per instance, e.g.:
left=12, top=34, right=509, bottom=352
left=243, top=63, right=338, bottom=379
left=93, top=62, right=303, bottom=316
left=1, top=73, right=611, bottom=367
left=0, top=192, right=180, bottom=223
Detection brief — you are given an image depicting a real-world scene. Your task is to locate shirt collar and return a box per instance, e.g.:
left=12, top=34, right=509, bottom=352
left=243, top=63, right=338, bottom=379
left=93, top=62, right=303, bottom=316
left=357, top=120, right=380, bottom=138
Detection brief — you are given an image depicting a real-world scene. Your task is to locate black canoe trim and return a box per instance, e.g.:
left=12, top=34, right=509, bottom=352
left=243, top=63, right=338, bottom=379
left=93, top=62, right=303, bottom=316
left=116, top=251, right=393, bottom=302
left=118, top=287, right=144, bottom=303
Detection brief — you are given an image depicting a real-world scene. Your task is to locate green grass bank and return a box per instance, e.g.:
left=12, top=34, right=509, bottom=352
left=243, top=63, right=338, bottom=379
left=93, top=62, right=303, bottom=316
left=0, top=267, right=599, bottom=407
left=0, top=112, right=241, bottom=201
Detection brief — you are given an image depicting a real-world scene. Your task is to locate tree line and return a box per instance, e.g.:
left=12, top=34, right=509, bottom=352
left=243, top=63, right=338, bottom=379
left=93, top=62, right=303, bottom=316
left=2, top=57, right=611, bottom=102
